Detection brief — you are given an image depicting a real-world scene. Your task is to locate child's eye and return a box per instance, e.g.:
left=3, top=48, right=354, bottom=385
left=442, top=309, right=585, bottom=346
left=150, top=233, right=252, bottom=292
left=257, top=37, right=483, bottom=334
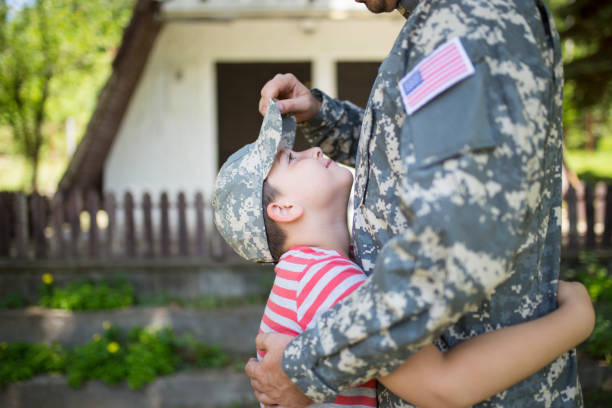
left=288, top=153, right=294, bottom=163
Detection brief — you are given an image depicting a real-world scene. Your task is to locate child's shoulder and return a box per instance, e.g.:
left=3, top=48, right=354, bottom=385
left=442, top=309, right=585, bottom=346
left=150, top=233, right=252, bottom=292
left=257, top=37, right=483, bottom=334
left=277, top=245, right=364, bottom=275
left=280, top=245, right=344, bottom=263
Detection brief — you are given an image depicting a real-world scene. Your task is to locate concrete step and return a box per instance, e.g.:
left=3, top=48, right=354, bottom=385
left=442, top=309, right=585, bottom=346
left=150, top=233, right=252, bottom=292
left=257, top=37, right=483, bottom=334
left=0, top=305, right=264, bottom=354
left=0, top=369, right=258, bottom=408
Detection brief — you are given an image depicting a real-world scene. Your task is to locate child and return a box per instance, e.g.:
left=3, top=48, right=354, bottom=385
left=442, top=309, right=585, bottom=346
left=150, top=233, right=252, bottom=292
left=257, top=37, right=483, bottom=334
left=212, top=101, right=595, bottom=407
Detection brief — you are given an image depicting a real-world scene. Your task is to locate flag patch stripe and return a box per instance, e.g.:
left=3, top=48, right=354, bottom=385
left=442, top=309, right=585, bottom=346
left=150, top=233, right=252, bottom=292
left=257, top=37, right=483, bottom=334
left=399, top=37, right=475, bottom=115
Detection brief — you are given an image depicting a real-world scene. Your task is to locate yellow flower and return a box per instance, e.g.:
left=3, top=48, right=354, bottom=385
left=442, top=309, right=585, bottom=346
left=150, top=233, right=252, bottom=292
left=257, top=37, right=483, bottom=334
left=92, top=333, right=101, bottom=341
left=42, top=273, right=54, bottom=285
left=102, top=321, right=111, bottom=330
left=1, top=342, right=7, bottom=349
left=107, top=342, right=120, bottom=354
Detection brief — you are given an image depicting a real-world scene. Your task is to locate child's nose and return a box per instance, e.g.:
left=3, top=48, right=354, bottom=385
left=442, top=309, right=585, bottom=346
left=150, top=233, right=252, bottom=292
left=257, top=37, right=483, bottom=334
left=312, top=147, right=323, bottom=158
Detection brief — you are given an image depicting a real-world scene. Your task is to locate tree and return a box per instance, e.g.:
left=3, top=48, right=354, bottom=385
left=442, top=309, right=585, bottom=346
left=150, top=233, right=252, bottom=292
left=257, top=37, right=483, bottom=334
left=0, top=0, right=133, bottom=192
left=550, top=0, right=612, bottom=150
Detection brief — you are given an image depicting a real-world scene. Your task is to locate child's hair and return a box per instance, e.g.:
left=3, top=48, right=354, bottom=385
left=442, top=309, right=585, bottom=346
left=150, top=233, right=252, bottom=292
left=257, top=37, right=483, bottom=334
left=262, top=180, right=287, bottom=262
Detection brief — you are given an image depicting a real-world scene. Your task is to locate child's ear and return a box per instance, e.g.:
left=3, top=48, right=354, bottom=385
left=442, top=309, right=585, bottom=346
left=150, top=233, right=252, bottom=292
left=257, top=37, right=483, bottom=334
left=266, top=202, right=303, bottom=223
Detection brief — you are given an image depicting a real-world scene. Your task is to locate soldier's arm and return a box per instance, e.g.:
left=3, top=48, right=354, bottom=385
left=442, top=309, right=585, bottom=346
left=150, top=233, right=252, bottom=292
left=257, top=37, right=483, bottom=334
left=298, top=89, right=364, bottom=167
left=378, top=281, right=594, bottom=408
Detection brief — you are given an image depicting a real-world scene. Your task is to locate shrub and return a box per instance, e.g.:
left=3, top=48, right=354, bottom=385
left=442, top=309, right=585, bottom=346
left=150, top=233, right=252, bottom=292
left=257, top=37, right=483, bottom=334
left=0, top=342, right=65, bottom=387
left=40, top=277, right=135, bottom=310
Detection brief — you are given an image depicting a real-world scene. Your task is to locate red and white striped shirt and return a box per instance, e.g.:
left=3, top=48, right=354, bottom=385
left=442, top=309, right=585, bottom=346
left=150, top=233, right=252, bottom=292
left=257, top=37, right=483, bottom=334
left=258, top=246, right=377, bottom=407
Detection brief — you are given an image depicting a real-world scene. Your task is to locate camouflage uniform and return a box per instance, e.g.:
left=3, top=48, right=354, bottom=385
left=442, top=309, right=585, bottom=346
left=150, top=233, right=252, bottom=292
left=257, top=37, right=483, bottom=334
left=282, top=0, right=582, bottom=406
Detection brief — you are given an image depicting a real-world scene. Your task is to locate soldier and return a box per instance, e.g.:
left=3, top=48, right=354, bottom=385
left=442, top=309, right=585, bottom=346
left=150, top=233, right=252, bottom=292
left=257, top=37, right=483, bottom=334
left=246, top=0, right=579, bottom=407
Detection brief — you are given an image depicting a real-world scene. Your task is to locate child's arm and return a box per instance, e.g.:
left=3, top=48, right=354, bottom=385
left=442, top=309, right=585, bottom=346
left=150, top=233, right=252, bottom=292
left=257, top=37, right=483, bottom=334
left=378, top=281, right=595, bottom=408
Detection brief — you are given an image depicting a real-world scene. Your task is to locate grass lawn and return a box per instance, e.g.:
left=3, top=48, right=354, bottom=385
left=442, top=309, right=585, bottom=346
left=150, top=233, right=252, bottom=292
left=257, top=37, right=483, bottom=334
left=565, top=149, right=612, bottom=184
left=565, top=135, right=612, bottom=183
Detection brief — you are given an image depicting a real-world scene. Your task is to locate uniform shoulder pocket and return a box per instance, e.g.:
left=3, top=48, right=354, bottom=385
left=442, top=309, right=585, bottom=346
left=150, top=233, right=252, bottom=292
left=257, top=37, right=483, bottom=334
left=405, top=39, right=498, bottom=168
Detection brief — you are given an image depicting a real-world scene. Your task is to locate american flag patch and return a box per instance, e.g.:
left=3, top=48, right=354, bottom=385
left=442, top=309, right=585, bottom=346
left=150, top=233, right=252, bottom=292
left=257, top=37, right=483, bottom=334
left=399, top=37, right=475, bottom=115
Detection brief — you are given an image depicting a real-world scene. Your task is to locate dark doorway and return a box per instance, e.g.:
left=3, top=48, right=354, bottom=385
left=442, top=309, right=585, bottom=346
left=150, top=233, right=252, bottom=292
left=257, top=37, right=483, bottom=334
left=337, top=61, right=381, bottom=109
left=217, top=62, right=312, bottom=167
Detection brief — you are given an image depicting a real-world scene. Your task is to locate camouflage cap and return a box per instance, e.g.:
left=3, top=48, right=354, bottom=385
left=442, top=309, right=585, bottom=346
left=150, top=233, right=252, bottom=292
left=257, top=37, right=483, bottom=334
left=212, top=100, right=296, bottom=263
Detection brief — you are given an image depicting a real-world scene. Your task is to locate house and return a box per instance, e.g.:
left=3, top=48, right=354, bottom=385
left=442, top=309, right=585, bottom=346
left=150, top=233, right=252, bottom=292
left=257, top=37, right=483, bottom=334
left=58, top=0, right=404, bottom=201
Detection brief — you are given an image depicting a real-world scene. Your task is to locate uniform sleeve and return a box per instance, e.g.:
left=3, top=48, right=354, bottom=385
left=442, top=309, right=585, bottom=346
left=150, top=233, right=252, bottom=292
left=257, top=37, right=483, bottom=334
left=282, top=34, right=558, bottom=402
left=298, top=89, right=364, bottom=167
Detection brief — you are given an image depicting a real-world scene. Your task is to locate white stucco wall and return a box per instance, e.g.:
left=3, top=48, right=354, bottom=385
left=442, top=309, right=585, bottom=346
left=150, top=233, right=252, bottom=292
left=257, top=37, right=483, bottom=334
left=103, top=15, right=403, bottom=200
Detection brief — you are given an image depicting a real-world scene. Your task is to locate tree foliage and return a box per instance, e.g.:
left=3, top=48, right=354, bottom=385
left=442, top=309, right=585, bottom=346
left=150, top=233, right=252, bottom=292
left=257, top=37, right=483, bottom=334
left=553, top=0, right=612, bottom=110
left=0, top=0, right=133, bottom=192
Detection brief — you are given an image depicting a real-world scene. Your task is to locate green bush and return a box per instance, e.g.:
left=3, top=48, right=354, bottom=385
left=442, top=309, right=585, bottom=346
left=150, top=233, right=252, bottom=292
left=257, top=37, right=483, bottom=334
left=0, top=342, right=66, bottom=387
left=0, top=325, right=231, bottom=389
left=124, top=327, right=177, bottom=389
left=0, top=293, right=28, bottom=309
left=584, top=303, right=612, bottom=364
left=40, top=278, right=135, bottom=310
left=65, top=325, right=128, bottom=387
left=63, top=325, right=229, bottom=389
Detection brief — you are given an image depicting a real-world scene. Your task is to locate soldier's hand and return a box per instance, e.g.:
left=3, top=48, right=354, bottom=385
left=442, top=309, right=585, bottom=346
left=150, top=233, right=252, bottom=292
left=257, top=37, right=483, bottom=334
left=244, top=333, right=313, bottom=408
left=259, top=73, right=321, bottom=123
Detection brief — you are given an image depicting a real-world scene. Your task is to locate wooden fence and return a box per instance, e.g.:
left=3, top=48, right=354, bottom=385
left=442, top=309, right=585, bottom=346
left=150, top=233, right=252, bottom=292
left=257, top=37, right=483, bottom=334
left=564, top=182, right=612, bottom=251
left=0, top=190, right=236, bottom=260
left=0, top=183, right=611, bottom=261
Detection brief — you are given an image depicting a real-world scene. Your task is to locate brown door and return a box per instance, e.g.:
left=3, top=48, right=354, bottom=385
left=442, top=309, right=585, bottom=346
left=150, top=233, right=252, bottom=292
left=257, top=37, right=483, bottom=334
left=217, top=62, right=312, bottom=167
left=337, top=61, right=381, bottom=109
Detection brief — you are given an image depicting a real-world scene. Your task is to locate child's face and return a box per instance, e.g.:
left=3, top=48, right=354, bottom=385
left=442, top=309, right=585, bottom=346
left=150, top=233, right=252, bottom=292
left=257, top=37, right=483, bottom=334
left=266, top=147, right=353, bottom=211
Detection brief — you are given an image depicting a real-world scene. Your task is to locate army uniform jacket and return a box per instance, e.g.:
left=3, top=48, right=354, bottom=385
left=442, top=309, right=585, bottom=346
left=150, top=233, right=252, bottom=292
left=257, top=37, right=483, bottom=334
left=282, top=0, right=582, bottom=407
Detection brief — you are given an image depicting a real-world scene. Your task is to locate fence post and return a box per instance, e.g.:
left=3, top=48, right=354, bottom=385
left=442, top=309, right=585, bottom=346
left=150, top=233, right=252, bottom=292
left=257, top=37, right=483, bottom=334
left=160, top=192, right=170, bottom=256
left=14, top=192, right=28, bottom=258
left=104, top=192, right=116, bottom=258
left=0, top=193, right=11, bottom=257
left=142, top=192, right=154, bottom=257
left=603, top=183, right=612, bottom=249
left=585, top=183, right=596, bottom=248
left=87, top=190, right=100, bottom=258
left=566, top=185, right=578, bottom=249
left=67, top=190, right=82, bottom=257
left=51, top=193, right=66, bottom=258
left=195, top=192, right=207, bottom=257
left=124, top=192, right=136, bottom=256
left=178, top=192, right=188, bottom=256
left=31, top=193, right=48, bottom=258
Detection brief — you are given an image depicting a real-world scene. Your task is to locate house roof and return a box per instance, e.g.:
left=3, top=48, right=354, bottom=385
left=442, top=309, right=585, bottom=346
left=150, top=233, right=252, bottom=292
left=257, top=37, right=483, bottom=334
left=58, top=0, right=162, bottom=194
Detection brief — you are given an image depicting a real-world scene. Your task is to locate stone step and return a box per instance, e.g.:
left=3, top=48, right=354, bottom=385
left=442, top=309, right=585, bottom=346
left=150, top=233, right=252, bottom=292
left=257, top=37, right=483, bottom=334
left=0, top=305, right=264, bottom=354
left=0, top=369, right=258, bottom=408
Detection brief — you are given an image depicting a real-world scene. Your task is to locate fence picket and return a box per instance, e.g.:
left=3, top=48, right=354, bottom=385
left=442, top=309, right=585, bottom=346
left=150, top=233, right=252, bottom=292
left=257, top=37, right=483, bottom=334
left=0, top=193, right=11, bottom=256
left=195, top=192, right=207, bottom=256
left=178, top=192, right=188, bottom=256
left=143, top=192, right=154, bottom=257
left=124, top=192, right=136, bottom=256
left=87, top=190, right=100, bottom=258
left=67, top=190, right=81, bottom=258
left=104, top=192, right=116, bottom=258
left=51, top=193, right=66, bottom=258
left=585, top=183, right=596, bottom=248
left=160, top=192, right=170, bottom=256
left=603, top=184, right=612, bottom=248
left=14, top=192, right=28, bottom=258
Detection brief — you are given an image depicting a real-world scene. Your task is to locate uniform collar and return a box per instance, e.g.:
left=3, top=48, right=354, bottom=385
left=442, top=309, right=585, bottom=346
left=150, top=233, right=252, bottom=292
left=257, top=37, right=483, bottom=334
left=397, top=0, right=420, bottom=19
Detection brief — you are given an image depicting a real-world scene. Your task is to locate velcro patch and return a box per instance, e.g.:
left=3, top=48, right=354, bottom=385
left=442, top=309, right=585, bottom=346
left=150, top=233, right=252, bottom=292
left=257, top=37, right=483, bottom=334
left=399, top=37, right=475, bottom=115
